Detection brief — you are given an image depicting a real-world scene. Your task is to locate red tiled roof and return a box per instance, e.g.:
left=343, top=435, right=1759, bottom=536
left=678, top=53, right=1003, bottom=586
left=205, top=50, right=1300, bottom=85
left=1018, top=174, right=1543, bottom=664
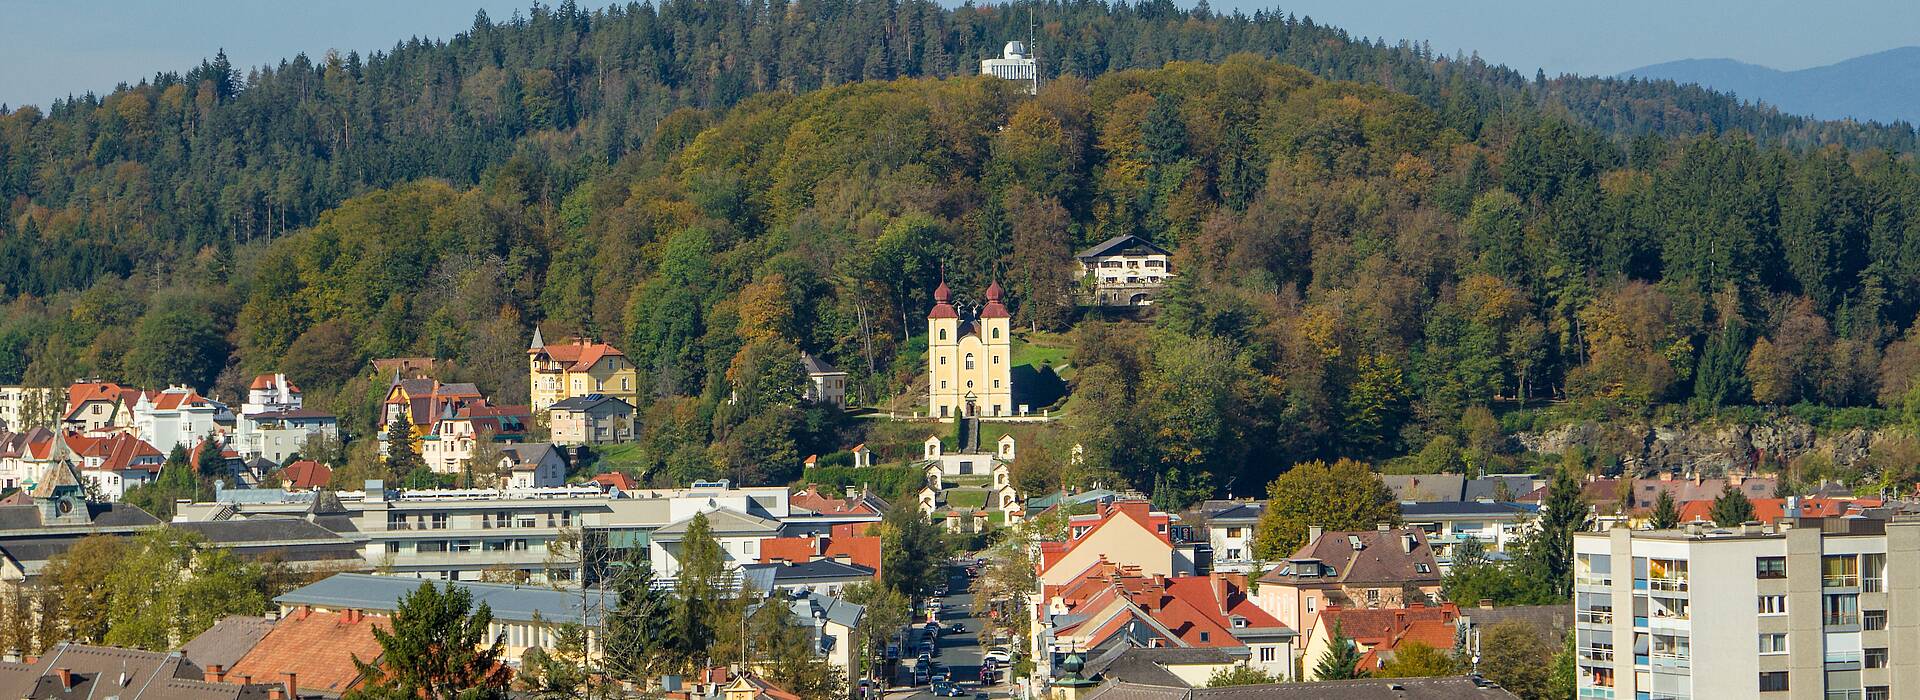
left=758, top=531, right=884, bottom=579
left=1318, top=603, right=1460, bottom=648
left=281, top=460, right=332, bottom=490
left=1038, top=500, right=1172, bottom=577
left=151, top=387, right=217, bottom=411
left=64, top=432, right=163, bottom=472
left=227, top=610, right=388, bottom=695
left=65, top=381, right=153, bottom=419
left=531, top=338, right=627, bottom=373
left=791, top=484, right=884, bottom=516
left=590, top=472, right=638, bottom=491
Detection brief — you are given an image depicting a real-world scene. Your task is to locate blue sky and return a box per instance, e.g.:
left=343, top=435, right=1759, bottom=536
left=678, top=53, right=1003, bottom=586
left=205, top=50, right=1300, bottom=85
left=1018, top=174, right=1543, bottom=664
left=3, top=0, right=1917, bottom=108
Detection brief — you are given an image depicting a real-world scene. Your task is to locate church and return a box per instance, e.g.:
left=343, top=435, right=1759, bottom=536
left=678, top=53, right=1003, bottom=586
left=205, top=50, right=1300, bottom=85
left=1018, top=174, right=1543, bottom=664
left=926, top=281, right=1014, bottom=419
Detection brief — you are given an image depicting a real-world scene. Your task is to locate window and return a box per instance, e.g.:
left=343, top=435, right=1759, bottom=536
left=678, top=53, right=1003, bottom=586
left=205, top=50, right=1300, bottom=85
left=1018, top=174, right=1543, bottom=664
left=419, top=541, right=449, bottom=553
left=1865, top=648, right=1888, bottom=669
left=1758, top=595, right=1788, bottom=615
left=1758, top=672, right=1789, bottom=692
left=1756, top=556, right=1787, bottom=579
left=1758, top=633, right=1788, bottom=655
left=965, top=354, right=975, bottom=370
left=1415, top=563, right=1432, bottom=574
left=1305, top=597, right=1316, bottom=613
left=1198, top=632, right=1209, bottom=642
left=1868, top=686, right=1891, bottom=700
left=939, top=329, right=948, bottom=340
left=1864, top=610, right=1888, bottom=631
left=385, top=542, right=401, bottom=554
left=431, top=513, right=449, bottom=529
left=992, top=328, right=1001, bottom=339
left=1226, top=527, right=1244, bottom=538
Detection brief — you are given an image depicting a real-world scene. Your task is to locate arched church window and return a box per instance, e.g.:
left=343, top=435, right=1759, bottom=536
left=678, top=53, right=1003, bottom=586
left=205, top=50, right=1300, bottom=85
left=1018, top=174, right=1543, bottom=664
left=965, top=353, right=976, bottom=370
left=939, top=329, right=948, bottom=340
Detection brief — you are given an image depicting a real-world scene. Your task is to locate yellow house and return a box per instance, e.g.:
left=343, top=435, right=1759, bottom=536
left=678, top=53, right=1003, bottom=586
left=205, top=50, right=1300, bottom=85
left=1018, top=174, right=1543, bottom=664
left=527, top=330, right=639, bottom=412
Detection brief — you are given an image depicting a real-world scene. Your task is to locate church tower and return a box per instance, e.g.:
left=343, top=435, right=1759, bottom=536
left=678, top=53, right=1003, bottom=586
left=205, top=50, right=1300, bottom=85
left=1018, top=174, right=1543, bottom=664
left=927, top=281, right=1014, bottom=420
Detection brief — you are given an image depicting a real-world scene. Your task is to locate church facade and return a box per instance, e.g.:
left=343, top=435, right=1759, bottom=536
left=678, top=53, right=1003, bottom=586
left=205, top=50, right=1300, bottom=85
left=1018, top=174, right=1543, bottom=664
left=927, top=281, right=1014, bottom=419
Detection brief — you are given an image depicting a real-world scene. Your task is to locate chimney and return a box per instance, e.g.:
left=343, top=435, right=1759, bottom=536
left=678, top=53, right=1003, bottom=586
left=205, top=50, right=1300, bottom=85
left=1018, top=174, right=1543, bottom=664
left=296, top=605, right=311, bottom=621
left=1401, top=533, right=1415, bottom=553
left=205, top=665, right=226, bottom=683
left=1308, top=525, right=1324, bottom=544
left=1478, top=599, right=1494, bottom=610
left=1212, top=574, right=1230, bottom=615
left=237, top=675, right=252, bottom=685
left=1376, top=522, right=1391, bottom=532
left=283, top=672, right=298, bottom=700
left=269, top=689, right=284, bottom=700
left=54, top=668, right=72, bottom=691
left=1658, top=472, right=1672, bottom=482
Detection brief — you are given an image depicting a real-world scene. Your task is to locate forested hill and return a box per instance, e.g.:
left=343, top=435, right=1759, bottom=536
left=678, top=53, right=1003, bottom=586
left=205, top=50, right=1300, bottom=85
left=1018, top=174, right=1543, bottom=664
left=3, top=0, right=1917, bottom=304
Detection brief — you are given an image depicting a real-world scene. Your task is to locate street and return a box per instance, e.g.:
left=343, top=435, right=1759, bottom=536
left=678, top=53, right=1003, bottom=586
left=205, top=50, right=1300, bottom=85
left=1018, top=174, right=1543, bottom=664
left=884, top=562, right=1009, bottom=699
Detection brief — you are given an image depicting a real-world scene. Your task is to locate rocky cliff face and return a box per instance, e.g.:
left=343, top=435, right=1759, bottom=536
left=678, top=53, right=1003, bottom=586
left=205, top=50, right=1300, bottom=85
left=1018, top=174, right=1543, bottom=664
left=1513, top=417, right=1885, bottom=475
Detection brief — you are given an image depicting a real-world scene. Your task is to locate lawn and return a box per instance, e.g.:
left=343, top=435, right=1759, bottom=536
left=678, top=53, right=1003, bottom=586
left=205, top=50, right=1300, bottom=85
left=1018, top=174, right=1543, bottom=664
left=1011, top=330, right=1072, bottom=374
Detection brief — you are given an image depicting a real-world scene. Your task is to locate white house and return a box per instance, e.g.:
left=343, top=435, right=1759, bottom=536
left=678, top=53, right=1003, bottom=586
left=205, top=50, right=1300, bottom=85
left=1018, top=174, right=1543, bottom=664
left=1076, top=234, right=1175, bottom=306
left=501, top=443, right=568, bottom=489
left=981, top=41, right=1037, bottom=93
left=1204, top=501, right=1265, bottom=573
left=800, top=352, right=848, bottom=408
left=64, top=432, right=164, bottom=501
left=1397, top=500, right=1539, bottom=568
left=648, top=507, right=785, bottom=577
left=131, top=386, right=227, bottom=453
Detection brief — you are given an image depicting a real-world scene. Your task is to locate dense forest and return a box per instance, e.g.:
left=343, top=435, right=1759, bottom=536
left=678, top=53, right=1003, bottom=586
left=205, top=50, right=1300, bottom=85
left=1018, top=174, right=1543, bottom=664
left=5, top=1, right=1920, bottom=502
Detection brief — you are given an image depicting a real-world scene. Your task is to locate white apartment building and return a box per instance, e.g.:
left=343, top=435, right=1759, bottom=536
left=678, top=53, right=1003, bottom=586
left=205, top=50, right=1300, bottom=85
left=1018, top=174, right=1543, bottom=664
left=131, top=386, right=227, bottom=453
left=1573, top=518, right=1920, bottom=700
left=234, top=373, right=337, bottom=462
left=1399, top=500, right=1538, bottom=569
left=0, top=387, right=57, bottom=431
left=1204, top=501, right=1264, bottom=573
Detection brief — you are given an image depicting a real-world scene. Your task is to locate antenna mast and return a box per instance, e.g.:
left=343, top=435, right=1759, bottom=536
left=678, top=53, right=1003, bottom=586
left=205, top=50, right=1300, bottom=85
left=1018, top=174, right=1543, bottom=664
left=1029, top=4, right=1040, bottom=95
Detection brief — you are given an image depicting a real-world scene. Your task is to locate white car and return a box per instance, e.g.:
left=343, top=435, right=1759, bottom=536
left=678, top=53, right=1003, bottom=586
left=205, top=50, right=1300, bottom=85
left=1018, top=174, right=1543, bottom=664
left=983, top=647, right=1012, bottom=664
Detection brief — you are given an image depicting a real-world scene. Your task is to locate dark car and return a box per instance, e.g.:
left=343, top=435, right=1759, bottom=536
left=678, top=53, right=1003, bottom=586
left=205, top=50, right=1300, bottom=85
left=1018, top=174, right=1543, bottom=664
left=947, top=622, right=966, bottom=634
left=930, top=683, right=966, bottom=697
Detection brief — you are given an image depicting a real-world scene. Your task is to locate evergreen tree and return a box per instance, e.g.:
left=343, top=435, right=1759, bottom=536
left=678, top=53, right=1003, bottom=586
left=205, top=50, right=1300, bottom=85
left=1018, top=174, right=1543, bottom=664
left=347, top=581, right=510, bottom=700
left=668, top=513, right=727, bottom=672
left=1693, top=320, right=1750, bottom=406
left=603, top=550, right=672, bottom=683
left=194, top=432, right=227, bottom=480
left=1648, top=490, right=1681, bottom=529
left=385, top=412, right=425, bottom=475
left=1526, top=468, right=1589, bottom=598
left=1710, top=484, right=1756, bottom=526
left=1313, top=622, right=1366, bottom=680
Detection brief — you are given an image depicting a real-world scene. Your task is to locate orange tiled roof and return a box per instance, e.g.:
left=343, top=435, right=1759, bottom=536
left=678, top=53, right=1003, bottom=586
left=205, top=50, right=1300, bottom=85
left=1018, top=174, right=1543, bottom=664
left=64, top=432, right=164, bottom=472
left=531, top=338, right=627, bottom=373
left=226, top=609, right=388, bottom=695
left=590, top=472, right=638, bottom=491
left=1038, top=500, right=1172, bottom=576
left=281, top=460, right=332, bottom=490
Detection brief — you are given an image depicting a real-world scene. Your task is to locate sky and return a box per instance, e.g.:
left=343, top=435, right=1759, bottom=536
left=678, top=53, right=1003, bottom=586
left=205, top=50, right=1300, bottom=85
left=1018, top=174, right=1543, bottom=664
left=3, top=0, right=1918, bottom=108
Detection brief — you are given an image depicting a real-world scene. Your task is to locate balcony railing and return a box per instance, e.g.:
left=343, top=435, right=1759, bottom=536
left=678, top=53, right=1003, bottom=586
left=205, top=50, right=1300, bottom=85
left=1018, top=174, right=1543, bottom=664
left=1824, top=574, right=1861, bottom=588
left=1647, top=577, right=1689, bottom=593
left=1825, top=650, right=1864, bottom=665
left=1825, top=613, right=1862, bottom=628
left=1826, top=690, right=1864, bottom=700
left=1576, top=574, right=1613, bottom=588
left=1577, top=687, right=1615, bottom=700
left=1577, top=609, right=1615, bottom=625
left=1578, top=647, right=1616, bottom=662
left=1864, top=578, right=1885, bottom=593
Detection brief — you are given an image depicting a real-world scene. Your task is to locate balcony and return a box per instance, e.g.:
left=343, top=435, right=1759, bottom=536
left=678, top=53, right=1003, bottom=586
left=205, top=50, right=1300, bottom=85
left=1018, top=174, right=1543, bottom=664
left=1578, top=647, right=1616, bottom=662
left=1578, top=688, right=1616, bottom=700
left=1826, top=691, right=1865, bottom=700
left=1825, top=613, right=1862, bottom=629
left=1577, top=609, right=1615, bottom=626
left=1576, top=574, right=1613, bottom=589
left=1649, top=652, right=1690, bottom=671
left=1646, top=577, right=1689, bottom=594
left=1863, top=578, right=1885, bottom=593
left=1825, top=574, right=1861, bottom=589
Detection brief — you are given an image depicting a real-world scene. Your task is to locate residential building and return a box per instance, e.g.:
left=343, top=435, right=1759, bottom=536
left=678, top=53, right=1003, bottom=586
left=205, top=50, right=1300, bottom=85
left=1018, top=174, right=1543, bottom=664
left=756, top=589, right=867, bottom=677
left=274, top=573, right=605, bottom=666
left=1075, top=234, right=1174, bottom=306
left=1038, top=500, right=1192, bottom=591
left=0, top=386, right=58, bottom=432
left=650, top=507, right=786, bottom=577
left=1038, top=568, right=1295, bottom=682
left=0, top=428, right=60, bottom=490
left=379, top=377, right=480, bottom=438
left=277, top=460, right=331, bottom=491
left=217, top=607, right=388, bottom=698
left=527, top=331, right=638, bottom=413
left=62, top=381, right=149, bottom=434
left=499, top=443, right=568, bottom=489
left=799, top=352, right=848, bottom=407
left=1254, top=526, right=1442, bottom=646
left=132, top=386, right=228, bottom=454
left=0, top=642, right=282, bottom=700
left=758, top=521, right=884, bottom=581
left=418, top=401, right=532, bottom=475
left=171, top=518, right=368, bottom=573
left=1397, top=500, right=1538, bottom=567
left=1201, top=501, right=1264, bottom=573
left=241, top=374, right=302, bottom=416
left=926, top=281, right=1014, bottom=419
left=980, top=41, right=1037, bottom=93
left=1078, top=676, right=1519, bottom=700
left=1299, top=602, right=1461, bottom=680
left=63, top=431, right=164, bottom=501
left=1572, top=517, right=1920, bottom=700
left=546, top=394, right=634, bottom=446
left=742, top=559, right=875, bottom=596
left=235, top=409, right=337, bottom=464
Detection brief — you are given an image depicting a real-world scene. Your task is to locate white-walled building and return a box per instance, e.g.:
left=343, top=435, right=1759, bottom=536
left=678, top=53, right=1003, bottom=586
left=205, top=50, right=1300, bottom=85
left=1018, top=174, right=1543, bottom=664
left=0, top=387, right=58, bottom=432
left=981, top=41, right=1037, bottom=93
left=800, top=352, right=848, bottom=408
left=1398, top=500, right=1539, bottom=569
left=131, top=386, right=227, bottom=453
left=1076, top=234, right=1175, bottom=306
left=500, top=443, right=568, bottom=489
left=1204, top=501, right=1265, bottom=573
left=1573, top=518, right=1920, bottom=700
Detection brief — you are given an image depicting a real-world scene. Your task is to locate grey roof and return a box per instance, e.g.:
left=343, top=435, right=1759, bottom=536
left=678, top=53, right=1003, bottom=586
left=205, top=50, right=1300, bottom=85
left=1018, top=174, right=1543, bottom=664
left=1457, top=604, right=1573, bottom=642
left=174, top=517, right=352, bottom=544
left=746, top=559, right=875, bottom=584
left=1076, top=234, right=1171, bottom=260
left=1397, top=501, right=1536, bottom=518
left=799, top=352, right=841, bottom=376
left=1207, top=503, right=1263, bottom=523
left=178, top=615, right=276, bottom=670
left=786, top=589, right=865, bottom=629
left=0, top=642, right=274, bottom=700
left=1380, top=474, right=1466, bottom=502
left=275, top=573, right=607, bottom=626
left=0, top=502, right=161, bottom=533
left=1085, top=676, right=1519, bottom=700
left=652, top=508, right=783, bottom=538
left=1084, top=647, right=1236, bottom=687
left=500, top=443, right=563, bottom=467
left=547, top=395, right=633, bottom=413
left=1463, top=476, right=1539, bottom=502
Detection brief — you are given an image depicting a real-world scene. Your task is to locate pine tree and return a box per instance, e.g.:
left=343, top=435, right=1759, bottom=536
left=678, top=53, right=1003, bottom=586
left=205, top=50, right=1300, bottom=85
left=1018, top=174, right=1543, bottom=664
left=603, top=550, right=672, bottom=683
left=347, top=582, right=510, bottom=700
left=669, top=513, right=726, bottom=672
left=1710, top=484, right=1756, bottom=526
left=194, top=432, right=227, bottom=480
left=1649, top=490, right=1681, bottom=529
left=385, top=411, right=424, bottom=475
left=1313, top=622, right=1366, bottom=680
left=1527, top=467, right=1589, bottom=598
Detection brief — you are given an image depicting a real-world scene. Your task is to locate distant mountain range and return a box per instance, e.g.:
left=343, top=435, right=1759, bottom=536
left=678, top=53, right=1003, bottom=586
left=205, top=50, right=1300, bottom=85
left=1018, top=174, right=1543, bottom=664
left=1621, top=47, right=1920, bottom=125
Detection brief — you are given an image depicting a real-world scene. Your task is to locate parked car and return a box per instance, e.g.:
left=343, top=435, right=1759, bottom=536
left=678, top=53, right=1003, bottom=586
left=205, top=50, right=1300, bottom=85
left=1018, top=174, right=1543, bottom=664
left=934, top=667, right=953, bottom=683
left=885, top=643, right=900, bottom=660
left=931, top=682, right=966, bottom=697
left=917, top=652, right=932, bottom=666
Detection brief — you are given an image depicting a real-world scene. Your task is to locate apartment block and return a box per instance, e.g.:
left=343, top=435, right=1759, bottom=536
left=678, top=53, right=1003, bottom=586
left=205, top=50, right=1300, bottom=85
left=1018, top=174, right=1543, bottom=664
left=1572, top=517, right=1920, bottom=700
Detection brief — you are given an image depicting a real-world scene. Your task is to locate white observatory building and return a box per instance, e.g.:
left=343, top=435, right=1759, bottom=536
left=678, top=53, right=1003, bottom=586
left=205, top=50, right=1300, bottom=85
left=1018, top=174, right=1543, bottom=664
left=981, top=41, right=1038, bottom=94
